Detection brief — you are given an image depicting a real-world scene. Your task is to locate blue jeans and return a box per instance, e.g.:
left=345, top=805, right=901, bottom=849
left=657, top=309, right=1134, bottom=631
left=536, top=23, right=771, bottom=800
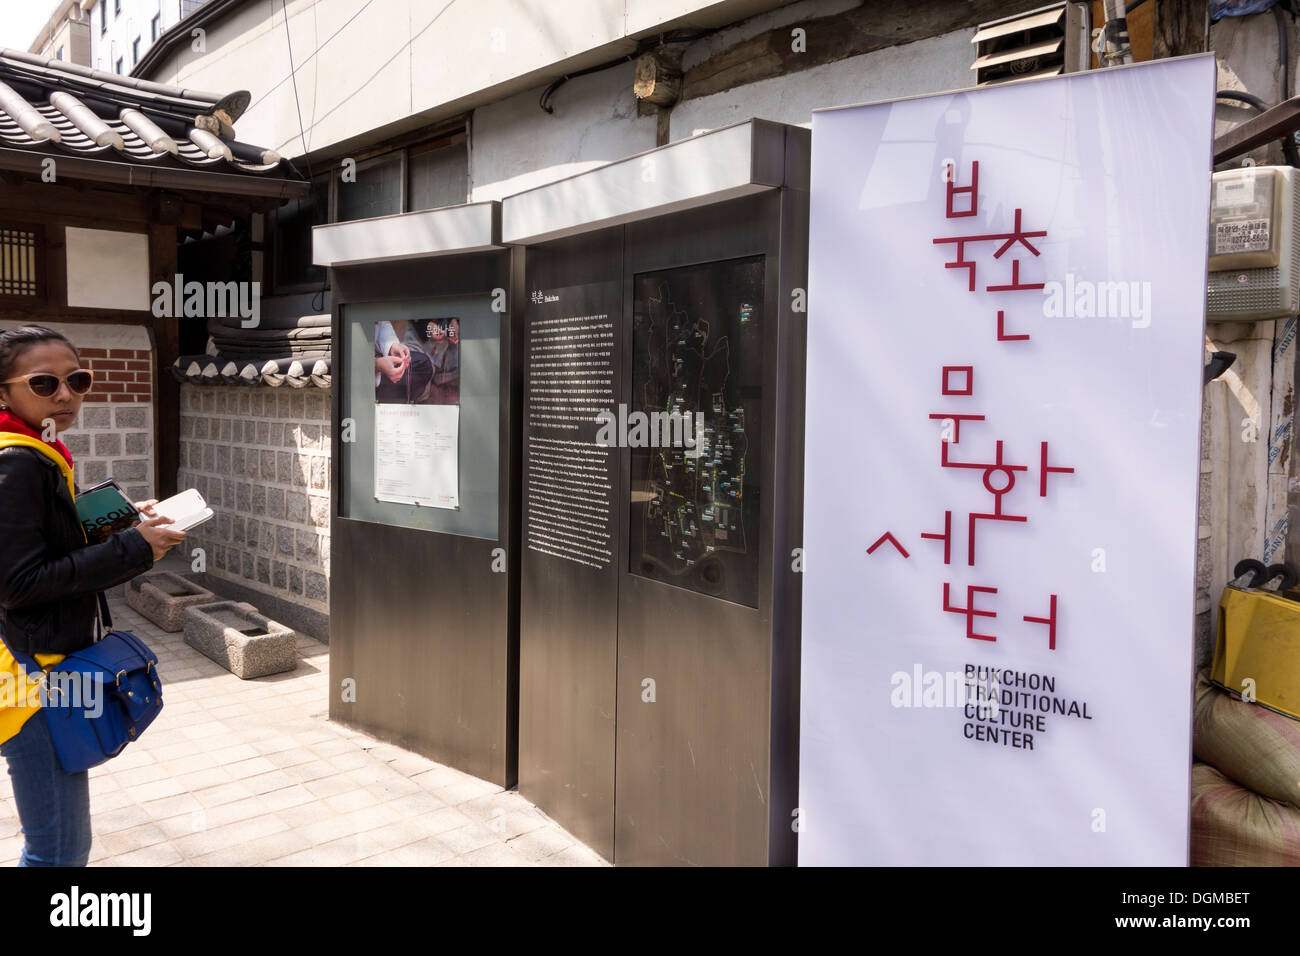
left=0, top=709, right=91, bottom=866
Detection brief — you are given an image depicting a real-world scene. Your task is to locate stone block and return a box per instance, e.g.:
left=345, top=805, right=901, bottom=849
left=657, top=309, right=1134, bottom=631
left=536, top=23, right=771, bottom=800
left=305, top=571, right=328, bottom=602
left=63, top=433, right=90, bottom=457
left=115, top=406, right=147, bottom=429
left=124, top=431, right=150, bottom=455
left=125, top=571, right=216, bottom=632
left=182, top=601, right=296, bottom=679
left=82, top=460, right=107, bottom=485
left=82, top=406, right=111, bottom=428
left=114, top=459, right=146, bottom=481
left=93, top=433, right=122, bottom=457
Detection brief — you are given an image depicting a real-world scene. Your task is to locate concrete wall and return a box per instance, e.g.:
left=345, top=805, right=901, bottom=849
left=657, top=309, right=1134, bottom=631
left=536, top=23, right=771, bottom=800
left=140, top=0, right=793, bottom=158
left=1195, top=12, right=1300, bottom=668
left=177, top=384, right=331, bottom=616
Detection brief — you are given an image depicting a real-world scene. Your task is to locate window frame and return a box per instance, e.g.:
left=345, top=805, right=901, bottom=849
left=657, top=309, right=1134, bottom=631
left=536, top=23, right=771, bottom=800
left=151, top=13, right=160, bottom=41
left=405, top=131, right=470, bottom=212
left=269, top=171, right=332, bottom=296
left=265, top=122, right=471, bottom=296
left=0, top=222, right=47, bottom=304
left=132, top=37, right=140, bottom=64
left=335, top=150, right=407, bottom=224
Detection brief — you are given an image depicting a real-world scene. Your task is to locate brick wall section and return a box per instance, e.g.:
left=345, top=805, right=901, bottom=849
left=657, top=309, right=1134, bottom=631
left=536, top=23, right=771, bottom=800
left=177, top=384, right=331, bottom=613
left=64, top=403, right=154, bottom=502
left=79, top=347, right=153, bottom=404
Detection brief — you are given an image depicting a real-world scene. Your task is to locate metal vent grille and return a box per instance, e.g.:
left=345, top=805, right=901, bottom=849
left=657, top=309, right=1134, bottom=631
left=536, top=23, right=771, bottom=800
left=971, top=2, right=1090, bottom=87
left=0, top=226, right=40, bottom=298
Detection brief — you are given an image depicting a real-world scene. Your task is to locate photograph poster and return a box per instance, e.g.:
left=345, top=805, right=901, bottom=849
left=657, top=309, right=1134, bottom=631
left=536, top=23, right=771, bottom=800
left=372, top=317, right=460, bottom=509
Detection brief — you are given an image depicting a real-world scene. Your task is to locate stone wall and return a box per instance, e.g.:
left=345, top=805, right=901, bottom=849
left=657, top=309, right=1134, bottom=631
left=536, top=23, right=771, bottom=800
left=177, top=384, right=331, bottom=615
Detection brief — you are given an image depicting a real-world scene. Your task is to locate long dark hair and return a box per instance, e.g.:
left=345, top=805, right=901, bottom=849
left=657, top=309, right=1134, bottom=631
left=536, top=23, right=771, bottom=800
left=0, top=325, right=79, bottom=381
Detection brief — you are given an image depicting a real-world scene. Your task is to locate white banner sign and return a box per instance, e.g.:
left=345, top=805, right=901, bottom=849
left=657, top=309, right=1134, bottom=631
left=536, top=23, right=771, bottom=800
left=799, top=57, right=1215, bottom=865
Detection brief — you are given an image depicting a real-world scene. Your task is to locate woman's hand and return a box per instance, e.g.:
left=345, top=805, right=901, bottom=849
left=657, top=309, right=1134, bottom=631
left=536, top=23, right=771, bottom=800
left=132, top=499, right=158, bottom=526
left=375, top=355, right=407, bottom=383
left=136, top=515, right=186, bottom=562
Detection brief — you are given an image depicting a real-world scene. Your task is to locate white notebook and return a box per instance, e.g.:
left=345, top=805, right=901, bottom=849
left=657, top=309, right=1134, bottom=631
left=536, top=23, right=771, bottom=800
left=152, top=488, right=214, bottom=532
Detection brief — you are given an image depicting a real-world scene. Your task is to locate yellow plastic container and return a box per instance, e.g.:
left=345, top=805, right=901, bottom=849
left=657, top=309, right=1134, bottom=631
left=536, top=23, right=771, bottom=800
left=1212, top=588, right=1300, bottom=720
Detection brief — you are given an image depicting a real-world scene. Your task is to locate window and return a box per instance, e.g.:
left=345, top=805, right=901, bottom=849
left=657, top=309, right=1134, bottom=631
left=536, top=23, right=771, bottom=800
left=56, top=46, right=64, bottom=61
left=132, top=38, right=140, bottom=64
left=151, top=14, right=160, bottom=41
left=114, top=0, right=121, bottom=15
left=266, top=124, right=470, bottom=294
left=271, top=174, right=329, bottom=293
left=407, top=135, right=469, bottom=211
left=100, top=3, right=106, bottom=34
left=115, top=58, right=123, bottom=74
left=0, top=225, right=45, bottom=300
left=337, top=152, right=404, bottom=222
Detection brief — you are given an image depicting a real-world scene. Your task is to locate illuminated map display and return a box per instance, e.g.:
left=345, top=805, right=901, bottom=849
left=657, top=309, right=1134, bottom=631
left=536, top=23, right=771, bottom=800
left=629, top=255, right=763, bottom=607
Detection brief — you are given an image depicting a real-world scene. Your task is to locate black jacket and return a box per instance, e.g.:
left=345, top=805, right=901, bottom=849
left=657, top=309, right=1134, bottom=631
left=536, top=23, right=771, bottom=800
left=0, top=446, right=153, bottom=657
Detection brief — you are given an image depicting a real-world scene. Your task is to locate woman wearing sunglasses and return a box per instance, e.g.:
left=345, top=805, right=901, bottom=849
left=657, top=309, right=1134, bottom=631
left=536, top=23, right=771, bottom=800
left=0, top=326, right=186, bottom=866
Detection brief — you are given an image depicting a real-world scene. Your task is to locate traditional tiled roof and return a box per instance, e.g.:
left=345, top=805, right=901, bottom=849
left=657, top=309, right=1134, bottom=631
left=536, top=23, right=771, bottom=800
left=0, top=47, right=304, bottom=195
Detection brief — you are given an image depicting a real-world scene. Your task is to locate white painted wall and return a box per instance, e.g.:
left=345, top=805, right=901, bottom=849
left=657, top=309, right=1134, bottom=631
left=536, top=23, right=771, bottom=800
left=470, top=61, right=657, bottom=202
left=141, top=0, right=791, bottom=158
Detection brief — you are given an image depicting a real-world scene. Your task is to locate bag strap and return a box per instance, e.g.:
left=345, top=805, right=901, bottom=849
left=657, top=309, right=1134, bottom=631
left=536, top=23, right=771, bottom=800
left=0, top=629, right=47, bottom=685
left=96, top=592, right=112, bottom=639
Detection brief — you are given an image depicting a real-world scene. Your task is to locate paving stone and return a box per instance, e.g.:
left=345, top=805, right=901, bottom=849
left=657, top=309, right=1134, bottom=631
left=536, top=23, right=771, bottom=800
left=0, top=594, right=604, bottom=868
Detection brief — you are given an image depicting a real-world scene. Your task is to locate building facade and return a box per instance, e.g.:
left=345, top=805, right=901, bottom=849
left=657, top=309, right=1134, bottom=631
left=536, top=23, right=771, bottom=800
left=28, top=0, right=92, bottom=66
left=85, top=0, right=212, bottom=76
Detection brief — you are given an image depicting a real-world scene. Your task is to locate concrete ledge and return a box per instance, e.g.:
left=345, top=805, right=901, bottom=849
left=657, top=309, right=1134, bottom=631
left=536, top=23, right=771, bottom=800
left=125, top=570, right=216, bottom=632
left=183, top=601, right=297, bottom=679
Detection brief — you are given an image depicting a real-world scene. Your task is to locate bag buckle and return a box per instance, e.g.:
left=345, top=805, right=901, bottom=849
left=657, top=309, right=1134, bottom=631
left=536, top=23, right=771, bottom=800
left=114, top=669, right=127, bottom=688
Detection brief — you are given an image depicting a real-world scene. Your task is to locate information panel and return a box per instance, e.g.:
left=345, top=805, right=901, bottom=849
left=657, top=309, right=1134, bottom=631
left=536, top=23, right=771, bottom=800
left=799, top=58, right=1214, bottom=865
left=628, top=256, right=764, bottom=607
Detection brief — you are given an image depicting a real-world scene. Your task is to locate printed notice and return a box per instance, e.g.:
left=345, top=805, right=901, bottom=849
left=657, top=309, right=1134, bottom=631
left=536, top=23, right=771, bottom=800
left=374, top=403, right=460, bottom=508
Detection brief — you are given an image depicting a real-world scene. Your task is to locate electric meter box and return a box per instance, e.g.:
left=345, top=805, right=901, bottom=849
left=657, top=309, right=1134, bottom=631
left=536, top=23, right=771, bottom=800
left=1207, top=165, right=1300, bottom=321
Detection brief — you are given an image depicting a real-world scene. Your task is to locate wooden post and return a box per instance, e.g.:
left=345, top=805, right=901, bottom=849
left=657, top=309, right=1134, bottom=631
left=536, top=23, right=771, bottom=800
left=1154, top=0, right=1209, bottom=58
left=149, top=222, right=179, bottom=500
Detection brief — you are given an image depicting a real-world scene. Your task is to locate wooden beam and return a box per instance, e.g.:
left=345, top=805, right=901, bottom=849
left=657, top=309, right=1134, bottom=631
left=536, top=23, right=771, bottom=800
left=1154, top=0, right=1210, bottom=58
left=682, top=0, right=1009, bottom=103
left=1214, top=95, right=1300, bottom=164
left=149, top=223, right=180, bottom=500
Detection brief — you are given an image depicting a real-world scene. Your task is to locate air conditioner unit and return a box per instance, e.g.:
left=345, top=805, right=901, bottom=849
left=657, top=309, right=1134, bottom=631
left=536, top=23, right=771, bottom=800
left=1207, top=165, right=1300, bottom=322
left=971, top=2, right=1091, bottom=87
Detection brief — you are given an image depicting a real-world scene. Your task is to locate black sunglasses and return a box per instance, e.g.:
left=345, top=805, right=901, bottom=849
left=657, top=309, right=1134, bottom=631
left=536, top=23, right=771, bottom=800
left=1, top=369, right=95, bottom=398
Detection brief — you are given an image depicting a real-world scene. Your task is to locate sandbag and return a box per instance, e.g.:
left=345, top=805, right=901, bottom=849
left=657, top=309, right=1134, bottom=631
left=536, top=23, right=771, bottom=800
left=1194, top=670, right=1300, bottom=808
left=1190, top=762, right=1300, bottom=866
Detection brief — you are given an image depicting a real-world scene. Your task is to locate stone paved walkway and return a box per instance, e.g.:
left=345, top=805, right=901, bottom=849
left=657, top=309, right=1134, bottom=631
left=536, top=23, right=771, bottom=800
left=0, top=596, right=605, bottom=867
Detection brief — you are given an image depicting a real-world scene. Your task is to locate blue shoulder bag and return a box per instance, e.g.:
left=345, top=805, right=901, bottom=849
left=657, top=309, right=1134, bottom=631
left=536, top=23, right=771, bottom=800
left=5, top=593, right=163, bottom=773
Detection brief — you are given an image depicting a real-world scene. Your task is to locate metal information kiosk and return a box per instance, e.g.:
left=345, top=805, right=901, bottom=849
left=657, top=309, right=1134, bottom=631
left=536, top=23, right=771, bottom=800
left=314, top=203, right=523, bottom=787
left=507, top=120, right=810, bottom=865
